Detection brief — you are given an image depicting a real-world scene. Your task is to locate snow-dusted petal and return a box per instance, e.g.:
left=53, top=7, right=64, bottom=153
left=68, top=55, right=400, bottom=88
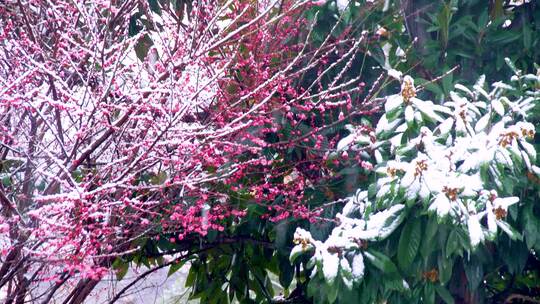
left=387, top=69, right=403, bottom=80
left=474, top=84, right=490, bottom=100
left=342, top=191, right=367, bottom=217
left=376, top=183, right=392, bottom=199
left=423, top=170, right=446, bottom=193
left=400, top=164, right=416, bottom=188
left=340, top=257, right=352, bottom=276
left=374, top=149, right=383, bottom=163
left=342, top=274, right=354, bottom=290
left=418, top=180, right=431, bottom=200
left=396, top=123, right=408, bottom=133
left=520, top=140, right=536, bottom=162
left=294, top=228, right=314, bottom=242
left=404, top=180, right=421, bottom=201
left=460, top=174, right=484, bottom=196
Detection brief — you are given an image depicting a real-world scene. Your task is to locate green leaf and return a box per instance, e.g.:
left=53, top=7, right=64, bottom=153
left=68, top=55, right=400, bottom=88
left=364, top=249, right=398, bottom=274
left=185, top=267, right=197, bottom=287
left=148, top=0, right=162, bottom=14
left=278, top=255, right=294, bottom=289
left=167, top=260, right=184, bottom=277
left=464, top=257, right=483, bottom=290
left=340, top=287, right=360, bottom=302
left=523, top=204, right=539, bottom=249
left=397, top=219, right=421, bottom=270
left=421, top=217, right=439, bottom=259
left=135, top=35, right=154, bottom=61
left=441, top=71, right=453, bottom=95
left=505, top=58, right=520, bottom=75
left=523, top=24, right=532, bottom=50
left=445, top=230, right=460, bottom=258
left=274, top=219, right=293, bottom=254
left=128, top=12, right=144, bottom=37
left=435, top=285, right=455, bottom=304
left=437, top=255, right=454, bottom=285
left=1, top=176, right=11, bottom=187
left=150, top=171, right=167, bottom=185
left=499, top=240, right=528, bottom=274
left=424, top=284, right=436, bottom=304
left=113, top=259, right=129, bottom=280
left=327, top=279, right=339, bottom=303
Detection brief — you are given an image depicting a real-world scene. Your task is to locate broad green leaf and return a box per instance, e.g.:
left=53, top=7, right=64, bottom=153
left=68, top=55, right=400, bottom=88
left=167, top=260, right=184, bottom=277
left=397, top=219, right=421, bottom=270
left=421, top=217, right=439, bottom=259
left=279, top=255, right=294, bottom=289
left=437, top=255, right=454, bottom=285
left=435, top=285, right=455, bottom=304
left=464, top=257, right=483, bottom=290
left=128, top=12, right=144, bottom=37
left=113, top=259, right=129, bottom=280
left=423, top=284, right=436, bottom=304
left=148, top=0, right=162, bottom=14
left=445, top=230, right=460, bottom=258
left=327, top=279, right=339, bottom=303
left=364, top=249, right=398, bottom=274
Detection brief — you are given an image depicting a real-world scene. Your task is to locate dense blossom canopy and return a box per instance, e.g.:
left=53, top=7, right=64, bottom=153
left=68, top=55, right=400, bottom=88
left=0, top=0, right=375, bottom=300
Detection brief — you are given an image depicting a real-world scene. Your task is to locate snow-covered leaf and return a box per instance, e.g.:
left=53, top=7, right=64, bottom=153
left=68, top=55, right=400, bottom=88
left=454, top=84, right=473, bottom=96
left=438, top=118, right=454, bottom=135
left=385, top=95, right=403, bottom=115
left=492, top=98, right=505, bottom=116
left=467, top=215, right=485, bottom=248
left=411, top=98, right=444, bottom=122
left=362, top=204, right=406, bottom=241
left=405, top=105, right=414, bottom=126
left=290, top=245, right=306, bottom=263
left=322, top=250, right=340, bottom=284
left=337, top=133, right=355, bottom=151
left=474, top=113, right=490, bottom=133
left=496, top=220, right=522, bottom=241
left=351, top=253, right=365, bottom=282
